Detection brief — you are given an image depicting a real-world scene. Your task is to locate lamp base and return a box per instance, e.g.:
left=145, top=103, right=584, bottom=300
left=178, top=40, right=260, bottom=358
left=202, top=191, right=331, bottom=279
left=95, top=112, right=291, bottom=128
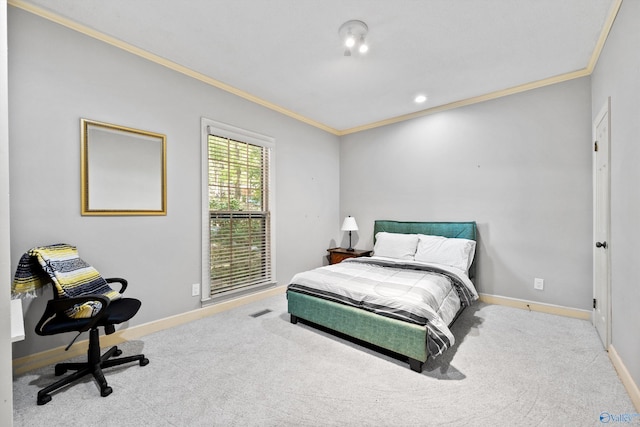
left=347, top=231, right=355, bottom=251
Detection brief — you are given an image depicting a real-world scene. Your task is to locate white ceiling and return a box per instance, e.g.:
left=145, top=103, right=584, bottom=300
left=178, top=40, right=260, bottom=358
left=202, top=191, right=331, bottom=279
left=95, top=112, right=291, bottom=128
left=16, top=0, right=618, bottom=134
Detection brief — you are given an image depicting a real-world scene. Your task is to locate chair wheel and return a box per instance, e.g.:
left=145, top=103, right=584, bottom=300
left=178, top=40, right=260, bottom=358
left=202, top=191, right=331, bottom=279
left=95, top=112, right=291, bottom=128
left=37, top=394, right=52, bottom=405
left=101, top=386, right=113, bottom=397
left=140, top=358, right=149, bottom=367
left=114, top=348, right=122, bottom=357
left=55, top=366, right=67, bottom=376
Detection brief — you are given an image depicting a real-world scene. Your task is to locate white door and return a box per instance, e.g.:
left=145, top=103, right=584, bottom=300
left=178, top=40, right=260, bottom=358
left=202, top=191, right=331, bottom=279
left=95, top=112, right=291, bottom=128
left=593, top=98, right=611, bottom=349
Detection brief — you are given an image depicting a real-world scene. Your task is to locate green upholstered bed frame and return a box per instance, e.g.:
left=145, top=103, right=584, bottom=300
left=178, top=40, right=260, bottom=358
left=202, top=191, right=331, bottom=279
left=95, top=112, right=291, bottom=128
left=287, top=220, right=477, bottom=372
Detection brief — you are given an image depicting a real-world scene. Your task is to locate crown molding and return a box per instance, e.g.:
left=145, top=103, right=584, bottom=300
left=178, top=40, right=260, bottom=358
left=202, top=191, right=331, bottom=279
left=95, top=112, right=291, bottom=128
left=586, top=0, right=623, bottom=73
left=338, top=68, right=592, bottom=136
left=338, top=0, right=623, bottom=136
left=8, top=0, right=340, bottom=135
left=9, top=0, right=623, bottom=137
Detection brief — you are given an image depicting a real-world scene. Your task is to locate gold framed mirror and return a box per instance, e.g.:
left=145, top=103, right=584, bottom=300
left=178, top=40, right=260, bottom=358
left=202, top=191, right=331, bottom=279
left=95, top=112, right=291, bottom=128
left=81, top=119, right=167, bottom=216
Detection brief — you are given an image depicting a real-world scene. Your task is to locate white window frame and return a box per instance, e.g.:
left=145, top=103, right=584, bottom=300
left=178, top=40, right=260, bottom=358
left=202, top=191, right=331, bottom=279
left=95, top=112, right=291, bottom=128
left=201, top=118, right=276, bottom=303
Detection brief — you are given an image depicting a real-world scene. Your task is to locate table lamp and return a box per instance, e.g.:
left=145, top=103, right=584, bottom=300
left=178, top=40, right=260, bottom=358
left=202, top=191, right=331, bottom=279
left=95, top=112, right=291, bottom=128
left=341, top=216, right=358, bottom=251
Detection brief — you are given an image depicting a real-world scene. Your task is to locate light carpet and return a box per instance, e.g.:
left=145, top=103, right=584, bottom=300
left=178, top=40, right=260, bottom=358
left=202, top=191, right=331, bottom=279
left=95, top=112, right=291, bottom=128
left=12, top=295, right=637, bottom=426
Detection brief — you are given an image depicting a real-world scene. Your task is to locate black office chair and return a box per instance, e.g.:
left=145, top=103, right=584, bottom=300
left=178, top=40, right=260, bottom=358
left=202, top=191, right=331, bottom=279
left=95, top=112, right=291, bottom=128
left=21, top=244, right=149, bottom=405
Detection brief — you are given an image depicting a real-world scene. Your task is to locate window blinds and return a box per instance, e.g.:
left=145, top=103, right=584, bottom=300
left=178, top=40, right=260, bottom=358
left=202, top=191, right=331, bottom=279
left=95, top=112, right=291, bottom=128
left=207, top=135, right=271, bottom=295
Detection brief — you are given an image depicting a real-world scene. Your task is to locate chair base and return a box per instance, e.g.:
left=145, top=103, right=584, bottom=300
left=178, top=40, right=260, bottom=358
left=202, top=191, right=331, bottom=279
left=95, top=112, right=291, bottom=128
left=37, top=328, right=149, bottom=405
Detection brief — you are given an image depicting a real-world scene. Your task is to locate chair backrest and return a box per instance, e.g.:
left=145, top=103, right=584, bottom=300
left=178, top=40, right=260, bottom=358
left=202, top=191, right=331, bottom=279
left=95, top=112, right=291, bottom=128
left=28, top=244, right=121, bottom=318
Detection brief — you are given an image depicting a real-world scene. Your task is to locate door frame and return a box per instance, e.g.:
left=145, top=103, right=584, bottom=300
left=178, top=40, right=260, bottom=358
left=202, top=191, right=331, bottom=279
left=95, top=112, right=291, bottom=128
left=592, top=97, right=612, bottom=349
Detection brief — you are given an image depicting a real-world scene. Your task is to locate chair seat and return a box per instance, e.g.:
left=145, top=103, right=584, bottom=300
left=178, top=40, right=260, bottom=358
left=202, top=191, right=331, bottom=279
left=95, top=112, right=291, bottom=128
left=39, top=298, right=141, bottom=336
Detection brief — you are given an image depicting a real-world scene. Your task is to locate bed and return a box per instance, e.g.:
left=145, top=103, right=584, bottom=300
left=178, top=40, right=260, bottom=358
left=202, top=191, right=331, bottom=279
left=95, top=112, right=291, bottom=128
left=287, top=220, right=478, bottom=372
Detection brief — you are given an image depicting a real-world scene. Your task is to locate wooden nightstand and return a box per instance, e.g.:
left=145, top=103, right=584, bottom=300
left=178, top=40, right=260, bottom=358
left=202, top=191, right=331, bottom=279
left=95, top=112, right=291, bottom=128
left=327, top=248, right=372, bottom=265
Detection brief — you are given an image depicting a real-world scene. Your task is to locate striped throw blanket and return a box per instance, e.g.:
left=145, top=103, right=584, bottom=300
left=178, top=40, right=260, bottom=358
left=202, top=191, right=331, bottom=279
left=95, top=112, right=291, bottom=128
left=12, top=244, right=121, bottom=318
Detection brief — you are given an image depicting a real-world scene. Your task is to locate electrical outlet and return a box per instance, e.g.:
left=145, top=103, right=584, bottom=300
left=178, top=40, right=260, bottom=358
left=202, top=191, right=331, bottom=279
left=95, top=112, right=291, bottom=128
left=534, top=278, right=544, bottom=290
left=191, top=283, right=200, bottom=297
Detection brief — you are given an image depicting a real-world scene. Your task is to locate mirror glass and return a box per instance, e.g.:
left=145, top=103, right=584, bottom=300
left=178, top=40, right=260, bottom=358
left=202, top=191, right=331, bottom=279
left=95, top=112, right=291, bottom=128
left=81, top=119, right=166, bottom=215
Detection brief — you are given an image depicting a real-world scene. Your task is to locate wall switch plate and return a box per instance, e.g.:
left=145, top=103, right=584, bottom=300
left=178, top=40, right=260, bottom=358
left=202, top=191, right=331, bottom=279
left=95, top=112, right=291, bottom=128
left=191, top=283, right=200, bottom=297
left=534, top=278, right=544, bottom=290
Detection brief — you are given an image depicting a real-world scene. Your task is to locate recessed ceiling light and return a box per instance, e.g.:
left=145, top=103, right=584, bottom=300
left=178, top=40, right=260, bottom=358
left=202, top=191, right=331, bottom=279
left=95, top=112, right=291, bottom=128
left=414, top=94, right=427, bottom=103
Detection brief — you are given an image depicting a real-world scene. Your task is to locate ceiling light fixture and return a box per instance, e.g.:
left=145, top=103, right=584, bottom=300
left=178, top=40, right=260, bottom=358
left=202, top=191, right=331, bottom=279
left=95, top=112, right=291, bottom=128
left=339, top=20, right=369, bottom=57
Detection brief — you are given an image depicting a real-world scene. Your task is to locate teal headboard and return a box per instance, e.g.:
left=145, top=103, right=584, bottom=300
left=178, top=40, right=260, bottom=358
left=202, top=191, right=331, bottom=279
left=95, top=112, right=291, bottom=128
left=373, top=220, right=478, bottom=279
left=374, top=220, right=476, bottom=241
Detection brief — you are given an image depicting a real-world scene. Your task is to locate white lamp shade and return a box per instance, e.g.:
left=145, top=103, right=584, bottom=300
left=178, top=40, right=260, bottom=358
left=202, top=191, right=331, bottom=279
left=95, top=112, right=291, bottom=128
left=341, top=216, right=358, bottom=231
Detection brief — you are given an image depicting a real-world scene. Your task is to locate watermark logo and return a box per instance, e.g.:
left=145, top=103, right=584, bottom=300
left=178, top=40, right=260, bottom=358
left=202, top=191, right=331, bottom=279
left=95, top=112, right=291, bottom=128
left=600, top=411, right=640, bottom=423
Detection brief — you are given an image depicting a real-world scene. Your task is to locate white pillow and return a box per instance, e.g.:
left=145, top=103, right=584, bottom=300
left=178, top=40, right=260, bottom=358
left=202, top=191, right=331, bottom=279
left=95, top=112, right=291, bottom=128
left=414, top=234, right=476, bottom=272
left=373, top=232, right=419, bottom=260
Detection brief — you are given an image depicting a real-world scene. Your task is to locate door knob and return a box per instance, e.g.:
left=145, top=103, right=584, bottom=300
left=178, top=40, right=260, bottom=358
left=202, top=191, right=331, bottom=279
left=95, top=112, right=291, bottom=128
left=596, top=241, right=607, bottom=249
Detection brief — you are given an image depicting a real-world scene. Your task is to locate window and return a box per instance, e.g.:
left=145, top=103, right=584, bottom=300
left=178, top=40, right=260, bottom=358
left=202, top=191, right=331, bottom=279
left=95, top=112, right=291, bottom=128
left=201, top=119, right=275, bottom=301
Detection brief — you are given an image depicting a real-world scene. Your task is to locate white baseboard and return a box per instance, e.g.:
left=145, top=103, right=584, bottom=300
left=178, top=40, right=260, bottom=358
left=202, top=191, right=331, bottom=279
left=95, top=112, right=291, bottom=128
left=13, top=285, right=287, bottom=374
left=608, top=344, right=640, bottom=413
left=478, top=293, right=591, bottom=320
left=11, top=289, right=603, bottom=374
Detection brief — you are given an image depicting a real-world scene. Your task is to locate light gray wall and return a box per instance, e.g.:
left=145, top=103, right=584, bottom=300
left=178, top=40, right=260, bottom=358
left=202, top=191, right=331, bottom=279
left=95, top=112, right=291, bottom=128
left=11, top=3, right=636, bottom=398
left=591, top=0, right=640, bottom=393
left=1, top=0, right=14, bottom=424
left=340, top=77, right=593, bottom=310
left=8, top=8, right=340, bottom=358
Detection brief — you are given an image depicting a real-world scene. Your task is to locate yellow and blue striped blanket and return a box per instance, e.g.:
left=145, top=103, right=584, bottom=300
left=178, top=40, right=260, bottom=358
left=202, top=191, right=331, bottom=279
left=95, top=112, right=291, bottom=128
left=12, top=244, right=121, bottom=318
